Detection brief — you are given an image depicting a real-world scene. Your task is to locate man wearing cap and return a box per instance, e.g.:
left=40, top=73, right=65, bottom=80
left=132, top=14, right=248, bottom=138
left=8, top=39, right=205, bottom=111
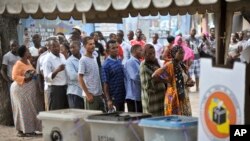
left=72, top=26, right=81, bottom=35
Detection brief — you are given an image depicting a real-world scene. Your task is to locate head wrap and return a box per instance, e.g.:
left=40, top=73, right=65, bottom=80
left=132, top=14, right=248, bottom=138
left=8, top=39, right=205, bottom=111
left=173, top=36, right=194, bottom=61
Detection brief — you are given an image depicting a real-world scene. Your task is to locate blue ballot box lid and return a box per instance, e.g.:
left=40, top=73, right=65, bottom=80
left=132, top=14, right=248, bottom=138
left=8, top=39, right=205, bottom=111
left=139, top=115, right=198, bottom=129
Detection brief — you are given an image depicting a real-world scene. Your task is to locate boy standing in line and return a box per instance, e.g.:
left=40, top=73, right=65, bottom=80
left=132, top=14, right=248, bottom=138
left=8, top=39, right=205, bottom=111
left=78, top=36, right=104, bottom=111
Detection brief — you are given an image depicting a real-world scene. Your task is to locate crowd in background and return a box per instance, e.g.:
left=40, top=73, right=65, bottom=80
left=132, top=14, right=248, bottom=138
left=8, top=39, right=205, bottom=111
left=1, top=25, right=250, bottom=137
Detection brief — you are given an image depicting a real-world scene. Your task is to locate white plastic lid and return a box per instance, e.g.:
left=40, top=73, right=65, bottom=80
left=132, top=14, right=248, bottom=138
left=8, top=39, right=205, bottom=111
left=37, top=109, right=102, bottom=121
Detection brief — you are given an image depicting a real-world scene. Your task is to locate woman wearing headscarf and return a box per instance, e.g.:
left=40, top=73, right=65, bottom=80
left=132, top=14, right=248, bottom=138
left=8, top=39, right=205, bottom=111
left=152, top=45, right=194, bottom=116
left=140, top=44, right=166, bottom=116
left=174, top=35, right=194, bottom=68
left=10, top=45, right=42, bottom=137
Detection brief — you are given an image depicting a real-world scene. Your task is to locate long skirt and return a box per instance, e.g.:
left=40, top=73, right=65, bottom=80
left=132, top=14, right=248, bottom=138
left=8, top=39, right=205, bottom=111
left=10, top=80, right=43, bottom=133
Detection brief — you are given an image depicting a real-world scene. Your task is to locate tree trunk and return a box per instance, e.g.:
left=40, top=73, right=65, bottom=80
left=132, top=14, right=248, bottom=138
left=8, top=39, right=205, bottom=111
left=0, top=15, right=19, bottom=126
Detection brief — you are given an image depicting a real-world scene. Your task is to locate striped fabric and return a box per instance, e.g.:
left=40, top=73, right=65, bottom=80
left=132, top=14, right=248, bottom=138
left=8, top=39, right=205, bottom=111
left=10, top=80, right=43, bottom=133
left=101, top=57, right=126, bottom=103
left=164, top=62, right=192, bottom=116
left=140, top=61, right=165, bottom=116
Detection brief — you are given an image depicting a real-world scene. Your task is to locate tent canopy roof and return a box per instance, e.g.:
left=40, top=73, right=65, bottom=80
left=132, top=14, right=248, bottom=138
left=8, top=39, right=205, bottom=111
left=0, top=0, right=247, bottom=22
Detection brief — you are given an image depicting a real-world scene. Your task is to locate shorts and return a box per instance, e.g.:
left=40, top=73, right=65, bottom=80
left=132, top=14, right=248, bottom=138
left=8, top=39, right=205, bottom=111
left=189, top=59, right=200, bottom=78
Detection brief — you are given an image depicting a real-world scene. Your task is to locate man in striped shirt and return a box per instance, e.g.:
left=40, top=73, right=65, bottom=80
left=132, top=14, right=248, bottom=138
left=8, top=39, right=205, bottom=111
left=102, top=40, right=126, bottom=112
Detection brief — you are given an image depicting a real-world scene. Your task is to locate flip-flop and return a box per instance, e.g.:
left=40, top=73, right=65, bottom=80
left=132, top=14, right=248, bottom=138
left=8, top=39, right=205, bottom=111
left=16, top=131, right=26, bottom=137
left=25, top=132, right=38, bottom=137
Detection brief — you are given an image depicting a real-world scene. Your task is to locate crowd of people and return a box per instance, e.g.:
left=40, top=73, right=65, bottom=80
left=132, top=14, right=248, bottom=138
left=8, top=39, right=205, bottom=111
left=1, top=25, right=250, bottom=137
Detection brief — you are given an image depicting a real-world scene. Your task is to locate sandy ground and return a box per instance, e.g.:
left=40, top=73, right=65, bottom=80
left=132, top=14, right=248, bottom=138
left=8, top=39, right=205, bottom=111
left=0, top=91, right=199, bottom=141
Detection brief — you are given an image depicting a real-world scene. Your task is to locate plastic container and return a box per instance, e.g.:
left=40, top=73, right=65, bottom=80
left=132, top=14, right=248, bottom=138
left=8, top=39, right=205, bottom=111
left=86, top=112, right=151, bottom=141
left=37, top=109, right=102, bottom=141
left=139, top=115, right=198, bottom=141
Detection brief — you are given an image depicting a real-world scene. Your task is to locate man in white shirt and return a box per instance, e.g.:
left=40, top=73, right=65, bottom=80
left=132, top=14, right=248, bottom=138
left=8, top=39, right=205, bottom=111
left=117, top=30, right=131, bottom=65
left=36, top=40, right=51, bottom=111
left=150, top=33, right=164, bottom=60
left=29, top=34, right=42, bottom=67
left=43, top=37, right=68, bottom=110
left=1, top=40, right=20, bottom=83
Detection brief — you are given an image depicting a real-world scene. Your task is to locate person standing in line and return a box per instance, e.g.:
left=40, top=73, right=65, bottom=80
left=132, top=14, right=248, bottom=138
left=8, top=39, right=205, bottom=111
left=186, top=29, right=200, bottom=92
left=124, top=44, right=143, bottom=112
left=198, top=32, right=213, bottom=58
left=227, top=33, right=241, bottom=64
left=109, top=33, right=124, bottom=60
left=140, top=44, right=166, bottom=116
left=90, top=32, right=105, bottom=69
left=130, top=29, right=145, bottom=47
left=1, top=40, right=20, bottom=85
left=43, top=38, right=68, bottom=110
left=161, top=35, right=175, bottom=63
left=11, top=45, right=42, bottom=137
left=36, top=40, right=51, bottom=111
left=102, top=40, right=126, bottom=112
left=23, top=28, right=30, bottom=48
left=208, top=27, right=216, bottom=57
left=78, top=36, right=104, bottom=111
left=60, top=42, right=71, bottom=59
left=96, top=31, right=107, bottom=49
left=152, top=45, right=194, bottom=116
left=150, top=33, right=164, bottom=60
left=117, top=30, right=131, bottom=65
left=127, top=30, right=134, bottom=41
left=66, top=41, right=84, bottom=109
left=29, top=34, right=42, bottom=67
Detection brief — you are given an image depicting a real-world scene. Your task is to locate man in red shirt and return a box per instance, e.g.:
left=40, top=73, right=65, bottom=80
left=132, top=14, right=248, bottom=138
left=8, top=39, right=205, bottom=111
left=130, top=29, right=145, bottom=47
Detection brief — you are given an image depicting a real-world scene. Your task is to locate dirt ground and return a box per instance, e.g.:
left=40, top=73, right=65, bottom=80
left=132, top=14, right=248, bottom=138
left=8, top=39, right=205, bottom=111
left=0, top=125, right=42, bottom=141
left=0, top=91, right=199, bottom=141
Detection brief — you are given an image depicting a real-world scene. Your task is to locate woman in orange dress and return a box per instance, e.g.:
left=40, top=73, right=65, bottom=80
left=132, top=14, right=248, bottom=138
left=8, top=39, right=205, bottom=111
left=153, top=45, right=194, bottom=116
left=161, top=36, right=175, bottom=64
left=10, top=45, right=43, bottom=137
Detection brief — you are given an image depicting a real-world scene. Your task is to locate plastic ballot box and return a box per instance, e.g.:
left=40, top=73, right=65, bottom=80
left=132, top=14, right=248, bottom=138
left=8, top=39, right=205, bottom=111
left=198, top=59, right=250, bottom=141
left=139, top=115, right=198, bottom=141
left=37, top=109, right=102, bottom=141
left=86, top=112, right=151, bottom=141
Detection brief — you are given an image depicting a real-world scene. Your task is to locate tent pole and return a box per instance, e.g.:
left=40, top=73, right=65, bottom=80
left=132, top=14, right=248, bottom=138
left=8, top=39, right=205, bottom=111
left=216, top=0, right=227, bottom=65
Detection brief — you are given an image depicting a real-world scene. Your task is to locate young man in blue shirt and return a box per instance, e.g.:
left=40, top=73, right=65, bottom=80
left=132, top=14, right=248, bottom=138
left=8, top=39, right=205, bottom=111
left=66, top=41, right=83, bottom=109
left=124, top=44, right=143, bottom=112
left=102, top=40, right=126, bottom=112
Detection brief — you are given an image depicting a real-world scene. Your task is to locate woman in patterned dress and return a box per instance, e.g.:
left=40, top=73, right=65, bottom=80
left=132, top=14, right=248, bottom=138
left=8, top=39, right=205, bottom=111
left=10, top=45, right=43, bottom=137
left=153, top=45, right=194, bottom=116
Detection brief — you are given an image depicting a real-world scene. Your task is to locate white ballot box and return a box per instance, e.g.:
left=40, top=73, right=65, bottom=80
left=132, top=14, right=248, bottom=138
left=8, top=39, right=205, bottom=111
left=198, top=58, right=250, bottom=141
left=37, top=109, right=102, bottom=141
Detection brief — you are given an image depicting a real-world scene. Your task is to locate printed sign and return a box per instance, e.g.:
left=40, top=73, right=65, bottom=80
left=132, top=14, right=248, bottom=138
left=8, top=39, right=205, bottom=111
left=198, top=59, right=249, bottom=141
left=200, top=85, right=241, bottom=140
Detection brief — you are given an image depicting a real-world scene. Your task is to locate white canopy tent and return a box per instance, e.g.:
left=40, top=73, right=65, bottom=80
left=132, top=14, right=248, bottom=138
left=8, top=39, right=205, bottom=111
left=0, top=0, right=246, bottom=21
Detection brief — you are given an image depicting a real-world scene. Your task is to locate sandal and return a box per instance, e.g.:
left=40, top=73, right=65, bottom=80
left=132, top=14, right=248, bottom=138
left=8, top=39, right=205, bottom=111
left=17, top=131, right=26, bottom=137
left=25, top=132, right=38, bottom=137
